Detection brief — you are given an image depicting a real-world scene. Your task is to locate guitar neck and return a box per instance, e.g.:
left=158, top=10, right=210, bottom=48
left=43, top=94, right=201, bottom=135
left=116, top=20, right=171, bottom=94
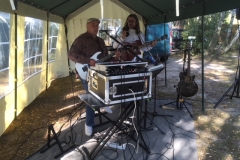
left=139, top=37, right=166, bottom=48
left=97, top=52, right=115, bottom=62
left=187, top=46, right=191, bottom=76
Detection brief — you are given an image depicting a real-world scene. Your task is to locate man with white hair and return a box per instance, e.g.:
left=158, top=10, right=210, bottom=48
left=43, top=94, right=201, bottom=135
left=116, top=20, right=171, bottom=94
left=68, top=18, right=121, bottom=136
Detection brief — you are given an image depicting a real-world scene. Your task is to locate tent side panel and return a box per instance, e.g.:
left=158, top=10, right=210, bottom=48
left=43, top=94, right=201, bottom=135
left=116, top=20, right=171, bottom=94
left=0, top=92, right=15, bottom=136
left=48, top=23, right=69, bottom=80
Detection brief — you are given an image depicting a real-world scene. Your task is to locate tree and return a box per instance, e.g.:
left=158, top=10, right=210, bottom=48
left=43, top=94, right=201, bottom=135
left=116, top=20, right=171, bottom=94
left=207, top=12, right=227, bottom=55
left=225, top=10, right=236, bottom=45
left=223, top=27, right=239, bottom=53
left=172, top=20, right=186, bottom=29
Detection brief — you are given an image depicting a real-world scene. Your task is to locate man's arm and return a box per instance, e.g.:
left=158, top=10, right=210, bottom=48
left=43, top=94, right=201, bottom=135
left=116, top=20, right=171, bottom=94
left=98, top=38, right=119, bottom=62
left=68, top=37, right=90, bottom=64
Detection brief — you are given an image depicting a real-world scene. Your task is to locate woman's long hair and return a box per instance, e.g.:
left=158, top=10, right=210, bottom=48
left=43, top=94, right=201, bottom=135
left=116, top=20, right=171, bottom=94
left=123, top=14, right=141, bottom=34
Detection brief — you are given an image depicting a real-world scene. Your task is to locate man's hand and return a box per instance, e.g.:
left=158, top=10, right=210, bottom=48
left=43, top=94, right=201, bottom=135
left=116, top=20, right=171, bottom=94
left=150, top=40, right=157, bottom=47
left=121, top=30, right=128, bottom=39
left=115, top=51, right=121, bottom=59
left=89, top=59, right=96, bottom=66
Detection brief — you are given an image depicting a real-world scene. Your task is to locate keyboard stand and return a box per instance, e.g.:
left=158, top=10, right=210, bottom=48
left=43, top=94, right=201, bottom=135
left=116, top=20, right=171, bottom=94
left=79, top=93, right=150, bottom=160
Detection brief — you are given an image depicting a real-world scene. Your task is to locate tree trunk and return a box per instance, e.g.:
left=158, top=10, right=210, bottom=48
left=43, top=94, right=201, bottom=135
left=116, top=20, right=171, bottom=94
left=172, top=20, right=185, bottom=29
left=207, top=12, right=226, bottom=54
left=223, top=29, right=239, bottom=53
left=225, top=10, right=236, bottom=45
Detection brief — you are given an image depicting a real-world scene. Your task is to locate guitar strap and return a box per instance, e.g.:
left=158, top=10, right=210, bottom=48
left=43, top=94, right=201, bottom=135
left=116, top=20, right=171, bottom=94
left=137, top=32, right=144, bottom=45
left=138, top=32, right=155, bottom=58
left=97, top=38, right=104, bottom=56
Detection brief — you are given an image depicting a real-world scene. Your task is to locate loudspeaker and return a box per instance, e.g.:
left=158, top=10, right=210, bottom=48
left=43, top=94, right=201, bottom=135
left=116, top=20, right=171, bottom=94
left=236, top=8, right=240, bottom=20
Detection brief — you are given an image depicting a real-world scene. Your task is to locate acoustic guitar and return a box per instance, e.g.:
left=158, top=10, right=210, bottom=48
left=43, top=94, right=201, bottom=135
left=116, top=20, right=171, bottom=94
left=120, top=34, right=168, bottom=61
left=177, top=42, right=198, bottom=97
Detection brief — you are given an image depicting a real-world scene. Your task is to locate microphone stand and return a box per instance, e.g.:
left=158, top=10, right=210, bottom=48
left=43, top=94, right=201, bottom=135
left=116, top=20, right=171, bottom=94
left=101, top=30, right=144, bottom=62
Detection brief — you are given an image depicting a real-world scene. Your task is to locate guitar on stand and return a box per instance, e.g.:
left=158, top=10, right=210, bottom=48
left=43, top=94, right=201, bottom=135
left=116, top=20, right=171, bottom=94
left=177, top=40, right=198, bottom=97
left=160, top=36, right=198, bottom=118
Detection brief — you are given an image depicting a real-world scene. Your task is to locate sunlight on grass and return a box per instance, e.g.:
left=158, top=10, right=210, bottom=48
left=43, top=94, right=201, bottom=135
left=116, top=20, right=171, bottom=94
left=175, top=58, right=184, bottom=63
left=47, top=79, right=55, bottom=88
left=64, top=90, right=86, bottom=99
left=223, top=154, right=234, bottom=160
left=194, top=108, right=240, bottom=160
left=43, top=112, right=85, bottom=139
left=56, top=103, right=80, bottom=112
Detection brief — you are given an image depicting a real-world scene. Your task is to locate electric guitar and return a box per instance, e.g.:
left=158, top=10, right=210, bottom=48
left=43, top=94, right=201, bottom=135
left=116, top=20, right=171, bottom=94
left=120, top=34, right=168, bottom=61
left=177, top=42, right=198, bottom=97
left=75, top=52, right=115, bottom=80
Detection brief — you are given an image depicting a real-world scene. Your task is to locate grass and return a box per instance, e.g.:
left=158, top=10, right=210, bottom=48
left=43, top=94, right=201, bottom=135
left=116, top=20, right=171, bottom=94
left=193, top=106, right=240, bottom=160
left=157, top=51, right=240, bottom=160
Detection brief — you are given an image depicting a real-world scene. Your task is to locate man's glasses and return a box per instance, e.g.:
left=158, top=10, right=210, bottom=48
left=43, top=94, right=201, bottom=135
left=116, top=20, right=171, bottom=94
left=127, top=20, right=135, bottom=23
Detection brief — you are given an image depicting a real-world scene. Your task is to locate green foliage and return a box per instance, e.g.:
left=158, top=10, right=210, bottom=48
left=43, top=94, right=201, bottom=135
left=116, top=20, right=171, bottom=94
left=179, top=11, right=230, bottom=54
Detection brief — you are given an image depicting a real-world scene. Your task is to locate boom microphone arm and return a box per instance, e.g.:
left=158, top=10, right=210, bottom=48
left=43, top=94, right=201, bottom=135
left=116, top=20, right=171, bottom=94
left=100, top=30, right=144, bottom=62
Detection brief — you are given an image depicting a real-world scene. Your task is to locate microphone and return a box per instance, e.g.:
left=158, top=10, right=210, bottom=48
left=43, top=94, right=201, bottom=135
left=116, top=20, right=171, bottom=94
left=99, top=29, right=112, bottom=33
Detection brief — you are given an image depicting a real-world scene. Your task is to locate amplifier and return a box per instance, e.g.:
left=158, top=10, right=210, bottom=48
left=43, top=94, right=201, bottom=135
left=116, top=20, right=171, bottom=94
left=88, top=68, right=152, bottom=105
left=91, top=61, right=148, bottom=76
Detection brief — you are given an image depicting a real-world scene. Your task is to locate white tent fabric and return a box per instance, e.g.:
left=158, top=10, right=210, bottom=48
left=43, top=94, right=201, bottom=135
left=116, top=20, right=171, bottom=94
left=0, top=0, right=68, bottom=135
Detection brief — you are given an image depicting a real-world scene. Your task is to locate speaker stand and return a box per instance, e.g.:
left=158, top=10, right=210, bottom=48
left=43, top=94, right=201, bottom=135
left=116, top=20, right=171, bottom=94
left=214, top=22, right=240, bottom=108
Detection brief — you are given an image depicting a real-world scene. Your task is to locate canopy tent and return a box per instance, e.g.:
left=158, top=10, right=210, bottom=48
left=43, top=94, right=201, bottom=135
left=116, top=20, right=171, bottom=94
left=15, top=0, right=240, bottom=24
left=0, top=0, right=240, bottom=136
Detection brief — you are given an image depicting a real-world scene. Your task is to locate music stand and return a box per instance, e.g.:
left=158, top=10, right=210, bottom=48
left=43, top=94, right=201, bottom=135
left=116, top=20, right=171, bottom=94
left=140, top=64, right=173, bottom=134
left=214, top=20, right=240, bottom=108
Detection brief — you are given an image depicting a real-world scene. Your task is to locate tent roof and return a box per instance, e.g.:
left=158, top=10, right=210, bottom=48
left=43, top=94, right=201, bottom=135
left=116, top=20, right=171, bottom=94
left=19, top=0, right=240, bottom=24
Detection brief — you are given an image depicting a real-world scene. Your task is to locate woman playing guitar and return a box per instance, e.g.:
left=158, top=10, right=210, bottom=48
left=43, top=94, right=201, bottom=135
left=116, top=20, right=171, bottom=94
left=113, top=14, right=157, bottom=61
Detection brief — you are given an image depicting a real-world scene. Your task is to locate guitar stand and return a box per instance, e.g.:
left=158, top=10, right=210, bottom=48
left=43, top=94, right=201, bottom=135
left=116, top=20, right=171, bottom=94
left=159, top=93, right=193, bottom=118
left=177, top=96, right=194, bottom=118
left=159, top=41, right=195, bottom=118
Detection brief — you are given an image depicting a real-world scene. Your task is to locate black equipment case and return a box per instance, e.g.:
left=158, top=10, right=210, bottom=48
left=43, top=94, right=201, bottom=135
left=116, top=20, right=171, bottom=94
left=88, top=68, right=152, bottom=105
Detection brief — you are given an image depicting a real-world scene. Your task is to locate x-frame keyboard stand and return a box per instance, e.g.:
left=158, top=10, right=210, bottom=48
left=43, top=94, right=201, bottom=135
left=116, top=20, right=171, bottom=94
left=79, top=93, right=150, bottom=160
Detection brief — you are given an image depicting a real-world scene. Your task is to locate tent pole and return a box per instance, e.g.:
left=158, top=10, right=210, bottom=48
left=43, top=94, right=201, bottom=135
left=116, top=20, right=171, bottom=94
left=201, top=3, right=205, bottom=112
left=14, top=12, right=18, bottom=119
left=64, top=19, right=71, bottom=75
left=46, top=12, right=49, bottom=90
left=164, top=15, right=167, bottom=86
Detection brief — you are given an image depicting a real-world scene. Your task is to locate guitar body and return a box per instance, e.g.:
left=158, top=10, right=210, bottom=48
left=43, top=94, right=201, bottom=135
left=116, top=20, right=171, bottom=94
left=121, top=41, right=142, bottom=61
left=177, top=42, right=198, bottom=97
left=120, top=50, right=141, bottom=61
left=75, top=52, right=101, bottom=80
left=177, top=71, right=198, bottom=97
left=120, top=35, right=168, bottom=61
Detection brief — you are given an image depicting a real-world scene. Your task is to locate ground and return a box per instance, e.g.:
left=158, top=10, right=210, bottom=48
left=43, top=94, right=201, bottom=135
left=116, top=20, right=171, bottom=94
left=0, top=52, right=240, bottom=160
